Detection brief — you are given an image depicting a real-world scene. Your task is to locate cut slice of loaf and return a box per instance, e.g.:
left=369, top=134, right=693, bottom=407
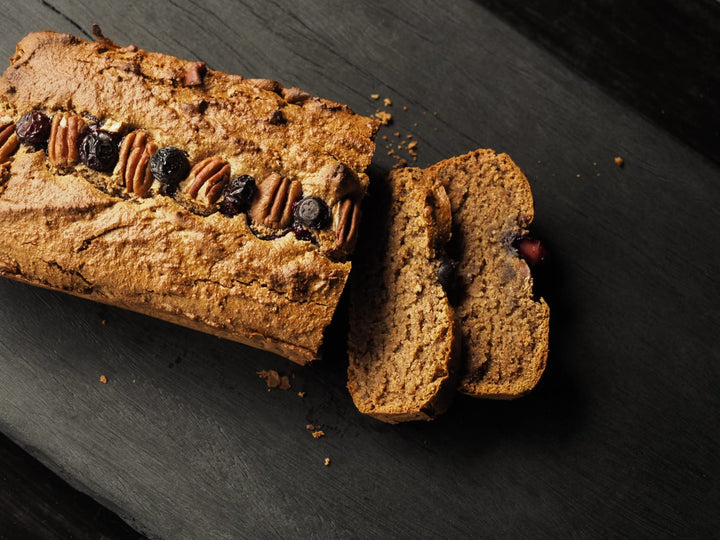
left=347, top=167, right=460, bottom=423
left=426, top=149, right=550, bottom=398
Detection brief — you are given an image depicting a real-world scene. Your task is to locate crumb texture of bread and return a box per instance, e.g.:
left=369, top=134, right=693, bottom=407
left=427, top=149, right=549, bottom=398
left=347, top=167, right=458, bottom=423
left=0, top=31, right=379, bottom=364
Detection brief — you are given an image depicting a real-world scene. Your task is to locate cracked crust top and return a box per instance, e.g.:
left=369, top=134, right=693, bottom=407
left=0, top=31, right=379, bottom=363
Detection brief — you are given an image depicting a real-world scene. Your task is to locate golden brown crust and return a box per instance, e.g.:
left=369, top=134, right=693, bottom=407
left=0, top=31, right=379, bottom=364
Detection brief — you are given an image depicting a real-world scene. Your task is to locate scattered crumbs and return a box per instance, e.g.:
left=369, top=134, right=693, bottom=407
left=324, top=457, right=331, bottom=467
left=383, top=97, right=392, bottom=107
left=312, top=430, right=326, bottom=439
left=403, top=105, right=408, bottom=111
left=413, top=123, right=418, bottom=127
left=394, top=131, right=401, bottom=137
left=382, top=135, right=388, bottom=141
left=100, top=319, right=106, bottom=325
left=132, top=379, right=136, bottom=384
left=408, top=141, right=418, bottom=150
left=406, top=134, right=413, bottom=139
left=298, top=391, right=306, bottom=398
left=370, top=93, right=380, bottom=100
left=537, top=160, right=542, bottom=164
left=593, top=162, right=598, bottom=166
left=614, top=156, right=624, bottom=167
left=432, top=111, right=437, bottom=116
left=597, top=173, right=601, bottom=176
left=257, top=369, right=292, bottom=390
left=305, top=423, right=315, bottom=430
left=576, top=173, right=581, bottom=178
left=99, top=375, right=108, bottom=384
left=375, top=111, right=392, bottom=125
left=387, top=149, right=395, bottom=155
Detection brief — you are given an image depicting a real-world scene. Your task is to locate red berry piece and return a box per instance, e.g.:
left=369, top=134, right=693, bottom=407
left=515, top=237, right=547, bottom=266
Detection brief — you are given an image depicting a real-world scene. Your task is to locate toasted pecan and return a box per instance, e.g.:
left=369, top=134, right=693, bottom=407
left=249, top=173, right=302, bottom=229
left=181, top=156, right=231, bottom=205
left=48, top=113, right=85, bottom=168
left=0, top=121, right=19, bottom=165
left=334, top=197, right=361, bottom=254
left=115, top=130, right=157, bottom=197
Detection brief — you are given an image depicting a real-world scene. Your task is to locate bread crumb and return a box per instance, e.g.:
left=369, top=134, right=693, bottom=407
left=99, top=375, right=108, bottom=384
left=403, top=106, right=408, bottom=111
left=298, top=391, right=306, bottom=398
left=393, top=131, right=401, bottom=137
left=132, top=379, right=136, bottom=383
left=383, top=97, right=392, bottom=107
left=257, top=369, right=291, bottom=390
left=100, top=319, right=106, bottom=325
left=305, top=423, right=315, bottom=430
left=576, top=173, right=581, bottom=178
left=370, top=93, right=379, bottom=100
left=614, top=156, right=624, bottom=167
left=312, top=430, right=325, bottom=439
left=408, top=141, right=418, bottom=150
left=375, top=111, right=392, bottom=125
left=324, top=457, right=331, bottom=466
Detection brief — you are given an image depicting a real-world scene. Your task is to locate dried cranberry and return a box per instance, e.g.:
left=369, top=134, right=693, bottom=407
left=515, top=237, right=547, bottom=266
left=150, top=146, right=190, bottom=185
left=79, top=131, right=119, bottom=172
left=220, top=175, right=256, bottom=217
left=291, top=222, right=315, bottom=243
left=293, top=196, right=330, bottom=229
left=15, top=111, right=51, bottom=146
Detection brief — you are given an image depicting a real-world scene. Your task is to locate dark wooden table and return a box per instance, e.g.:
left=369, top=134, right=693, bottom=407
left=1, top=1, right=719, bottom=538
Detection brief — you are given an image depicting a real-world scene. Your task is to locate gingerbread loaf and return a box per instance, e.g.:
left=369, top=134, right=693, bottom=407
left=0, top=30, right=379, bottom=364
left=348, top=149, right=549, bottom=422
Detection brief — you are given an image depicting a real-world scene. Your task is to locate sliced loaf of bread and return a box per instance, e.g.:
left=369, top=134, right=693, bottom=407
left=347, top=166, right=460, bottom=423
left=427, top=148, right=549, bottom=398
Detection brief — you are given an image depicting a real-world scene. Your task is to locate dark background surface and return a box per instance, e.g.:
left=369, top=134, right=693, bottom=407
left=1, top=0, right=719, bottom=538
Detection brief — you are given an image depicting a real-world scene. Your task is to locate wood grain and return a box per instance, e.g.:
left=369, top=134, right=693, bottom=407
left=1, top=0, right=719, bottom=538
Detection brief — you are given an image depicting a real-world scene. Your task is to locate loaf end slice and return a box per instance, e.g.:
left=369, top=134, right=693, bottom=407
left=427, top=149, right=550, bottom=398
left=347, top=168, right=460, bottom=423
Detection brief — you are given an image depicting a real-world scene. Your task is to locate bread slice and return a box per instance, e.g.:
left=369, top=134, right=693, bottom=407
left=347, top=167, right=460, bottom=423
left=0, top=31, right=379, bottom=364
left=426, top=149, right=550, bottom=398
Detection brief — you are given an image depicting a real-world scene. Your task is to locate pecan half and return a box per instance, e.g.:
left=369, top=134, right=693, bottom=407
left=334, top=197, right=361, bottom=253
left=181, top=156, right=231, bottom=205
left=282, top=87, right=312, bottom=105
left=184, top=62, right=207, bottom=86
left=48, top=113, right=86, bottom=168
left=115, top=130, right=158, bottom=197
left=0, top=120, right=19, bottom=165
left=249, top=173, right=302, bottom=229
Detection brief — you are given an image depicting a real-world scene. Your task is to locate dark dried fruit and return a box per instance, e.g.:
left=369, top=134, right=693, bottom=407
left=220, top=175, right=256, bottom=217
left=290, top=222, right=315, bottom=243
left=437, top=259, right=461, bottom=304
left=15, top=111, right=51, bottom=146
left=293, top=196, right=330, bottom=229
left=515, top=237, right=547, bottom=266
left=79, top=131, right=119, bottom=172
left=150, top=146, right=190, bottom=185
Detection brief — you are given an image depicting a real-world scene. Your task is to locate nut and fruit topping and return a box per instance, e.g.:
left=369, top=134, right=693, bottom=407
left=116, top=130, right=158, bottom=197
left=150, top=146, right=191, bottom=186
left=181, top=156, right=231, bottom=205
left=0, top=121, right=19, bottom=165
left=293, top=197, right=330, bottom=229
left=48, top=113, right=86, bottom=168
left=220, top=175, right=256, bottom=217
left=515, top=237, right=547, bottom=266
left=249, top=173, right=302, bottom=229
left=15, top=111, right=51, bottom=146
left=80, top=130, right=119, bottom=172
left=334, top=198, right=361, bottom=252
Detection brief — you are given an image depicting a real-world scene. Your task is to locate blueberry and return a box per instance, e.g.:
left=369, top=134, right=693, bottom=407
left=437, top=259, right=461, bottom=304
left=79, top=131, right=119, bottom=172
left=150, top=146, right=191, bottom=185
left=15, top=111, right=51, bottom=146
left=293, top=196, right=330, bottom=229
left=220, top=175, right=256, bottom=217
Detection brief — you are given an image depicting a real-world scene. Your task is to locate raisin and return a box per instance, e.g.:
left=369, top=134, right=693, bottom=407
left=79, top=131, right=119, bottom=172
left=293, top=196, right=330, bottom=229
left=16, top=111, right=51, bottom=146
left=220, top=175, right=256, bottom=217
left=150, top=146, right=191, bottom=185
